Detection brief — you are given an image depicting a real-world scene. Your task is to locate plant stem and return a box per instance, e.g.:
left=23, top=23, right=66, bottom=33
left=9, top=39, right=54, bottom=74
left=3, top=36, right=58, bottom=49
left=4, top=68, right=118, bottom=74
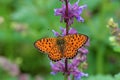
left=64, top=0, right=69, bottom=72
left=64, top=0, right=69, bottom=79
left=65, top=0, right=69, bottom=35
left=64, top=73, right=68, bottom=80
left=96, top=44, right=105, bottom=74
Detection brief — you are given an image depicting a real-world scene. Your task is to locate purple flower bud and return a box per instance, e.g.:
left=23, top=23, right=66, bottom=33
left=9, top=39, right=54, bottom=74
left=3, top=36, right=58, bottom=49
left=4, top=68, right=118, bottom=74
left=19, top=74, right=30, bottom=80
left=71, top=56, right=81, bottom=67
left=60, top=27, right=65, bottom=32
left=85, top=39, right=90, bottom=46
left=52, top=30, right=60, bottom=36
left=54, top=0, right=87, bottom=25
left=74, top=72, right=88, bottom=80
left=53, top=27, right=78, bottom=36
left=50, top=61, right=65, bottom=74
left=69, top=28, right=77, bottom=34
left=61, top=27, right=78, bottom=36
left=78, top=47, right=88, bottom=54
left=68, top=76, right=71, bottom=80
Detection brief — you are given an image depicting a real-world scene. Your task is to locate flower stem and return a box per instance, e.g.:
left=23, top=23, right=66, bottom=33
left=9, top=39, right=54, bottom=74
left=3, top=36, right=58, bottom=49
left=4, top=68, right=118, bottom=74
left=64, top=0, right=69, bottom=71
left=64, top=0, right=69, bottom=79
left=64, top=73, right=68, bottom=80
left=65, top=0, right=69, bottom=35
left=64, top=0, right=69, bottom=80
left=65, top=59, right=68, bottom=72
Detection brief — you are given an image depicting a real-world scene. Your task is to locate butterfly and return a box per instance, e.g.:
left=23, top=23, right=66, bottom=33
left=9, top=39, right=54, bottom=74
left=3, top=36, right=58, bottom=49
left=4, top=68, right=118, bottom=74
left=34, top=34, right=88, bottom=61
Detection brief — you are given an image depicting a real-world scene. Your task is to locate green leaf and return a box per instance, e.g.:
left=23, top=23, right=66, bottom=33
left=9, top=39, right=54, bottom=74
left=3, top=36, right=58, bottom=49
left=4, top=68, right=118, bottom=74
left=113, top=46, right=120, bottom=53
left=114, top=73, right=120, bottom=80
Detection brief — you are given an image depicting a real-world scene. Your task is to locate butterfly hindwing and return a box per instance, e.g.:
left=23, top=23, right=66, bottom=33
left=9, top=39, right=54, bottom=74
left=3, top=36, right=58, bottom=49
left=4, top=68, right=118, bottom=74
left=63, top=34, right=88, bottom=59
left=48, top=46, right=62, bottom=61
left=34, top=38, right=62, bottom=61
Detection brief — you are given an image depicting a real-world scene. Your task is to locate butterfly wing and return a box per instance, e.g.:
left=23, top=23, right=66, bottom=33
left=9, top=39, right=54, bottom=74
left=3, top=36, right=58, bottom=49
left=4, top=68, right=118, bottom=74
left=48, top=46, right=62, bottom=61
left=63, top=34, right=88, bottom=59
left=34, top=38, right=62, bottom=61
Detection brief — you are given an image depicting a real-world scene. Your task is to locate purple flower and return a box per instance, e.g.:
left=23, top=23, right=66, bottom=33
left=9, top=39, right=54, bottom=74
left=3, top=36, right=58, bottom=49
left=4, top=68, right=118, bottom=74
left=54, top=0, right=87, bottom=25
left=50, top=61, right=65, bottom=75
left=19, top=74, right=30, bottom=80
left=0, top=56, right=20, bottom=76
left=50, top=27, right=89, bottom=80
left=50, top=59, right=88, bottom=80
left=78, top=47, right=88, bottom=54
left=52, top=27, right=77, bottom=36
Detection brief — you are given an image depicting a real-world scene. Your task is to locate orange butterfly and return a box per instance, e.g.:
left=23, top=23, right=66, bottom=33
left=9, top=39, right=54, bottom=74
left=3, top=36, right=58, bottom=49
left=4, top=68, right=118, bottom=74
left=34, top=34, right=88, bottom=61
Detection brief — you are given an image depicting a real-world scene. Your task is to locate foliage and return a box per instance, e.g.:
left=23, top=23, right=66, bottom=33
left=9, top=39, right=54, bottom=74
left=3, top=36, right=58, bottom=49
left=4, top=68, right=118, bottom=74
left=81, top=73, right=120, bottom=80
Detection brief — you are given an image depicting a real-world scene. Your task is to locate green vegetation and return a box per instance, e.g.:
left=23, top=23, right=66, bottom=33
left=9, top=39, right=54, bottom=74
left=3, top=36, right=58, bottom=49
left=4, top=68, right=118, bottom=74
left=0, top=0, right=120, bottom=80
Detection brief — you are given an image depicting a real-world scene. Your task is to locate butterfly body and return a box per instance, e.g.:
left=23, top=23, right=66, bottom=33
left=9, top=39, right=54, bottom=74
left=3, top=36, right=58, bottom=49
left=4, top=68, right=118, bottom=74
left=34, top=34, right=88, bottom=61
left=56, top=37, right=65, bottom=54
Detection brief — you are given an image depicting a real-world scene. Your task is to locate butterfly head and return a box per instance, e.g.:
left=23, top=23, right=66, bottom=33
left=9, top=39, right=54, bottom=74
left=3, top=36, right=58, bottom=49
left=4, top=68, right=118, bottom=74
left=56, top=37, right=65, bottom=46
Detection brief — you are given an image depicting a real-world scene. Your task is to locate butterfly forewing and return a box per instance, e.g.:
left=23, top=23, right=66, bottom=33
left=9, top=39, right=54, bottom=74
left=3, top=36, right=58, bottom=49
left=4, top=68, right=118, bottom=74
left=34, top=38, right=55, bottom=53
left=63, top=34, right=88, bottom=59
left=34, top=38, right=62, bottom=61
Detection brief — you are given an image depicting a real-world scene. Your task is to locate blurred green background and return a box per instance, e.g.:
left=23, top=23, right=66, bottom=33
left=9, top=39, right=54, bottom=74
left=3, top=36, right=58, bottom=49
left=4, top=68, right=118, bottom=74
left=0, top=0, right=120, bottom=80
